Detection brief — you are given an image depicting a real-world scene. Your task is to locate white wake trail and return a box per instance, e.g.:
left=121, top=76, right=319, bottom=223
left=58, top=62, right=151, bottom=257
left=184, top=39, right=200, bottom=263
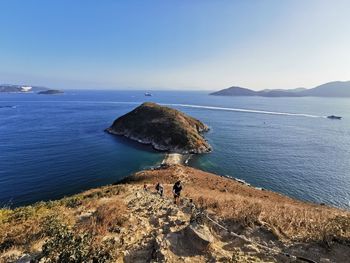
left=164, top=103, right=326, bottom=118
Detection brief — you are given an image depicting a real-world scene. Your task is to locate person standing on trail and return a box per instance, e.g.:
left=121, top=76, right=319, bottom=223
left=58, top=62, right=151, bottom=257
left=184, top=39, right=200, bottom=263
left=172, top=181, right=182, bottom=204
left=155, top=182, right=164, bottom=197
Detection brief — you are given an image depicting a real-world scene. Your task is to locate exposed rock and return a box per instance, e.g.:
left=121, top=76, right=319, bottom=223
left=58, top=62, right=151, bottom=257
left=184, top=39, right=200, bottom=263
left=184, top=223, right=214, bottom=250
left=106, top=102, right=211, bottom=153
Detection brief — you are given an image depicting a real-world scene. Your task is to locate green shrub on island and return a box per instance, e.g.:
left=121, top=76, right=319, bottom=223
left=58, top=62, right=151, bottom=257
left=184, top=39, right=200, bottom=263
left=106, top=102, right=211, bottom=153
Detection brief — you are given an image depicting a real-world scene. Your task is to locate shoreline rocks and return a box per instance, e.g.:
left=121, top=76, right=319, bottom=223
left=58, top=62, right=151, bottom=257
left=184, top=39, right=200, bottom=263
left=106, top=102, right=212, bottom=154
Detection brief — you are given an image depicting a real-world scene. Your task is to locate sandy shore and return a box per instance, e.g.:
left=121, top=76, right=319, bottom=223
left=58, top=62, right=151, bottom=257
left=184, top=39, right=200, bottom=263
left=161, top=153, right=190, bottom=166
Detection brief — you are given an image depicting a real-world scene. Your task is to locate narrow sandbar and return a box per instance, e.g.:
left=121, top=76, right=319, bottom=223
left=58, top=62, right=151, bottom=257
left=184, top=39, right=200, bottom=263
left=161, top=153, right=190, bottom=166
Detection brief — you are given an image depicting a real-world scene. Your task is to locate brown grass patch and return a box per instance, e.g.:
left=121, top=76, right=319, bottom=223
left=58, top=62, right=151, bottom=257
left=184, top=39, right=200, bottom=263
left=77, top=199, right=129, bottom=235
left=125, top=165, right=350, bottom=244
left=0, top=184, right=127, bottom=261
left=186, top=185, right=350, bottom=244
left=0, top=203, right=74, bottom=254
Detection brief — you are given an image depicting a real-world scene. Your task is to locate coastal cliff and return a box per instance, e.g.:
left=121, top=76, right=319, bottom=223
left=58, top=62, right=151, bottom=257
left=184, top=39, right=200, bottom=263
left=106, top=102, right=211, bottom=154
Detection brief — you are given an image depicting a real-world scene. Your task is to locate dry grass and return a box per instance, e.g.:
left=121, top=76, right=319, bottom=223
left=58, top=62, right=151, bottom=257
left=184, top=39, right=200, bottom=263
left=0, top=202, right=73, bottom=253
left=77, top=199, right=128, bottom=235
left=0, top=185, right=129, bottom=262
left=1, top=164, right=349, bottom=261
left=188, top=189, right=350, bottom=244
left=40, top=214, right=119, bottom=262
left=126, top=165, right=350, bottom=244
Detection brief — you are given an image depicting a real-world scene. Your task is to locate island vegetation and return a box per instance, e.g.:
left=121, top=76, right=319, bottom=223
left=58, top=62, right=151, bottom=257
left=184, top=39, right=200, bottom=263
left=106, top=102, right=211, bottom=154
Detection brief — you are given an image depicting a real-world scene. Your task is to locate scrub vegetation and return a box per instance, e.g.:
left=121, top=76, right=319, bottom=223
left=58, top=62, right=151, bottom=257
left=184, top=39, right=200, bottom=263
left=1, top=165, right=349, bottom=262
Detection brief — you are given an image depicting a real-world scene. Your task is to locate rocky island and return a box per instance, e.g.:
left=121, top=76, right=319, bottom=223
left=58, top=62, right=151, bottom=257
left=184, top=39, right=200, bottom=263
left=106, top=102, right=211, bottom=154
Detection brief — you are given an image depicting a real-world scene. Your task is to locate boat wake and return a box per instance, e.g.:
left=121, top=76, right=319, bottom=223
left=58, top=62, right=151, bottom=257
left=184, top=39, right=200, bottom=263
left=165, top=103, right=326, bottom=118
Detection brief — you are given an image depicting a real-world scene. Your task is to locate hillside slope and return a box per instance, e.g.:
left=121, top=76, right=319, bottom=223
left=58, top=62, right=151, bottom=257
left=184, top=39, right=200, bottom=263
left=1, top=165, right=349, bottom=262
left=301, top=81, right=350, bottom=97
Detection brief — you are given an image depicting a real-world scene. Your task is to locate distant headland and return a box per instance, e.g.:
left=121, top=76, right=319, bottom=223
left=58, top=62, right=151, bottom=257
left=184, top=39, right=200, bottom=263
left=0, top=84, right=47, bottom=93
left=106, top=102, right=211, bottom=154
left=210, top=81, right=350, bottom=97
left=0, top=84, right=65, bottom=95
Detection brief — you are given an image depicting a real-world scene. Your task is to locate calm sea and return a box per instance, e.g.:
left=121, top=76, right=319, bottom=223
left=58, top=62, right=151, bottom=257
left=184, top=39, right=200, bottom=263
left=0, top=90, right=349, bottom=209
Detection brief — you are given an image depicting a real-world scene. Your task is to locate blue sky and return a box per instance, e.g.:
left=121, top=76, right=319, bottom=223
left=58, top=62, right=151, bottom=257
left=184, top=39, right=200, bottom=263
left=0, top=0, right=349, bottom=90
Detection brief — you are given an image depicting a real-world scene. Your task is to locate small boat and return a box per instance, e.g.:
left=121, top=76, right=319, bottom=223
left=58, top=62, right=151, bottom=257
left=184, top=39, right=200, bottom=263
left=144, top=92, right=152, bottom=97
left=327, top=115, right=342, bottom=120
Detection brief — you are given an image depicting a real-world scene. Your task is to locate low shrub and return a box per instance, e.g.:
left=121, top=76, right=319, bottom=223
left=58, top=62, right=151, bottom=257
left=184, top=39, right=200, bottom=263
left=63, top=196, right=83, bottom=208
left=41, top=215, right=118, bottom=263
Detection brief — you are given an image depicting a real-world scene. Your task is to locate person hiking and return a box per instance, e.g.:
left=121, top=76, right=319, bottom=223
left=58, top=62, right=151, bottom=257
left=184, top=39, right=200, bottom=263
left=172, top=180, right=182, bottom=204
left=155, top=182, right=164, bottom=197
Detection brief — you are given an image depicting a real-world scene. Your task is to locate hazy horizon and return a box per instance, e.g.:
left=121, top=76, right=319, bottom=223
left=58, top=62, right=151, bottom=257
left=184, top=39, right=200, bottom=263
left=1, top=0, right=350, bottom=91
left=2, top=80, right=350, bottom=92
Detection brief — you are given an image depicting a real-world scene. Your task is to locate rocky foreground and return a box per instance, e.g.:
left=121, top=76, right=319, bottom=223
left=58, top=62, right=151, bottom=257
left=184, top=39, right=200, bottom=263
left=106, top=102, right=211, bottom=154
left=1, top=164, right=349, bottom=263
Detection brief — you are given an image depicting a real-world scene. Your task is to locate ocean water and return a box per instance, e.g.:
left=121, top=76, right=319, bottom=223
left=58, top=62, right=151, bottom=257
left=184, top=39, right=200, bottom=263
left=0, top=90, right=349, bottom=209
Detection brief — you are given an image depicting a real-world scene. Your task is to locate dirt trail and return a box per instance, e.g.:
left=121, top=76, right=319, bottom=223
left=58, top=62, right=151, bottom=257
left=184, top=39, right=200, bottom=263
left=107, top=164, right=350, bottom=263
left=114, top=185, right=291, bottom=263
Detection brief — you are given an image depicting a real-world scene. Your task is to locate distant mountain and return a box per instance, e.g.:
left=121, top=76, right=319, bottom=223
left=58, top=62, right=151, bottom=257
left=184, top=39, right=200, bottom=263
left=257, top=89, right=303, bottom=97
left=261, top=87, right=307, bottom=93
left=210, top=81, right=350, bottom=97
left=210, top=86, right=304, bottom=97
left=210, top=86, right=256, bottom=96
left=0, top=84, right=48, bottom=93
left=288, top=87, right=307, bottom=93
left=300, top=81, right=350, bottom=97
